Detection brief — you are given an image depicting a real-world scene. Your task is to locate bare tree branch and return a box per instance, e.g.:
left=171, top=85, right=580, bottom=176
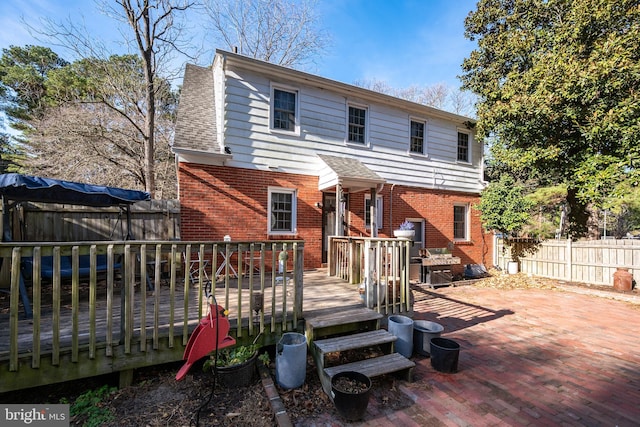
left=23, top=0, right=195, bottom=197
left=204, top=0, right=330, bottom=69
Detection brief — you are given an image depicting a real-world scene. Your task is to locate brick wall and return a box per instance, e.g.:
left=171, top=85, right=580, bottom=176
left=347, top=186, right=492, bottom=275
left=179, top=164, right=324, bottom=268
left=179, top=164, right=492, bottom=271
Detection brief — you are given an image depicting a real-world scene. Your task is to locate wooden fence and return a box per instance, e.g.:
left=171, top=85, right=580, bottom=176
left=1, top=200, right=180, bottom=287
left=5, top=199, right=180, bottom=242
left=495, top=238, right=639, bottom=286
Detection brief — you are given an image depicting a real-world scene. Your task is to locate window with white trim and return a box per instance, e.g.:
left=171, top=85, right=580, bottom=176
left=271, top=85, right=299, bottom=133
left=453, top=204, right=469, bottom=240
left=268, top=187, right=297, bottom=234
left=457, top=131, right=470, bottom=162
left=364, top=194, right=383, bottom=229
left=410, top=119, right=426, bottom=154
left=348, top=104, right=367, bottom=144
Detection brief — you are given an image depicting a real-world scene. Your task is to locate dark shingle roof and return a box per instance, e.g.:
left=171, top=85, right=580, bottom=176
left=317, top=154, right=384, bottom=182
left=173, top=64, right=219, bottom=152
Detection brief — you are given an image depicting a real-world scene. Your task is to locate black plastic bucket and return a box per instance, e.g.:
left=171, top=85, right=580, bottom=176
left=331, top=371, right=372, bottom=421
left=430, top=337, right=460, bottom=373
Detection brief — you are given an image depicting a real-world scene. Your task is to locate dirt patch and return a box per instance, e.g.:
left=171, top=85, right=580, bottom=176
left=0, top=351, right=415, bottom=426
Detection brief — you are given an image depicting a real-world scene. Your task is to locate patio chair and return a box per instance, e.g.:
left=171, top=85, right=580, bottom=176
left=183, top=252, right=211, bottom=286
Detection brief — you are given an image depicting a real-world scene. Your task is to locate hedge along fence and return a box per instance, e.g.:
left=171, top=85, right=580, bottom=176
left=495, top=237, right=639, bottom=287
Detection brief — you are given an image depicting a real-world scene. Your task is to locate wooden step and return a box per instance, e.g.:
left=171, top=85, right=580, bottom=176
left=314, top=329, right=397, bottom=355
left=305, top=306, right=383, bottom=330
left=305, top=306, right=383, bottom=342
left=324, top=353, right=415, bottom=381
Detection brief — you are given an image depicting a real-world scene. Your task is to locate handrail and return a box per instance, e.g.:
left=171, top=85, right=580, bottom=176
left=327, top=236, right=412, bottom=314
left=0, top=239, right=304, bottom=393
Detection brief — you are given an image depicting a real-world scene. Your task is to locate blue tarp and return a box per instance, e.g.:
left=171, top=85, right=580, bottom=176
left=0, top=173, right=150, bottom=207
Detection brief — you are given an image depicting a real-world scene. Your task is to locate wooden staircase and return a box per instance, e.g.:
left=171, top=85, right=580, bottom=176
left=305, top=306, right=415, bottom=396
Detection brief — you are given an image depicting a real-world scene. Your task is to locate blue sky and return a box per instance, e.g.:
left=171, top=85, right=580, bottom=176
left=0, top=0, right=477, bottom=90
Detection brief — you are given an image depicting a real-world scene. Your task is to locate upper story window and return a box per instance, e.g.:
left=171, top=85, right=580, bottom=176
left=271, top=85, right=299, bottom=134
left=457, top=131, right=470, bottom=162
left=453, top=204, right=469, bottom=240
left=268, top=187, right=297, bottom=235
left=410, top=120, right=425, bottom=154
left=348, top=105, right=367, bottom=144
left=364, top=194, right=383, bottom=230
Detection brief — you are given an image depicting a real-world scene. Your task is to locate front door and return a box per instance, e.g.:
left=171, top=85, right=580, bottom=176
left=322, top=194, right=336, bottom=264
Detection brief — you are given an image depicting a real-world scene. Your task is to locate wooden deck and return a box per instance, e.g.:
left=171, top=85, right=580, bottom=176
left=0, top=269, right=360, bottom=357
left=0, top=237, right=413, bottom=393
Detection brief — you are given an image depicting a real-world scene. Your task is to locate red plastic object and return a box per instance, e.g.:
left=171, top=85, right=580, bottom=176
left=175, top=303, right=236, bottom=381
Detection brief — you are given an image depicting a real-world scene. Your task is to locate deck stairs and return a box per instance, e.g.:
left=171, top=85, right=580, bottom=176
left=305, top=306, right=415, bottom=396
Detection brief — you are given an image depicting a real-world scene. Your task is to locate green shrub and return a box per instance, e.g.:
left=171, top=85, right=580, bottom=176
left=61, top=384, right=116, bottom=427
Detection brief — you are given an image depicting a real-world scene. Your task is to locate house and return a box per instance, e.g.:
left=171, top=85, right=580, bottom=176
left=173, top=49, right=491, bottom=273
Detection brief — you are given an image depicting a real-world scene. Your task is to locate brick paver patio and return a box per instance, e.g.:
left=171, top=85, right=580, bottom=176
left=301, top=284, right=640, bottom=426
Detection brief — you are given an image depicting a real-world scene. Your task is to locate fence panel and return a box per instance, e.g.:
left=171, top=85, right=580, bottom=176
left=497, top=238, right=639, bottom=286
left=9, top=199, right=180, bottom=242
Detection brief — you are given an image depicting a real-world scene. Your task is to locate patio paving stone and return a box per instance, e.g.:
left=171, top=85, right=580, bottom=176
left=299, top=282, right=640, bottom=426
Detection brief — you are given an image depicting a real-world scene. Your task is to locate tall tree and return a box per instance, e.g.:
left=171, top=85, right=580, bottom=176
left=0, top=45, right=68, bottom=127
left=35, top=0, right=195, bottom=197
left=21, top=54, right=178, bottom=195
left=461, top=0, right=640, bottom=237
left=204, top=0, right=329, bottom=68
left=0, top=45, right=69, bottom=173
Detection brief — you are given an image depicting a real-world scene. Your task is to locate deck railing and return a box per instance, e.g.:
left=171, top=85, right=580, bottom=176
left=0, top=240, right=303, bottom=393
left=327, top=236, right=412, bottom=314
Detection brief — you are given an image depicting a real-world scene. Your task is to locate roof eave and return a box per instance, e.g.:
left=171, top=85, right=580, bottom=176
left=172, top=147, right=232, bottom=165
left=217, top=49, right=476, bottom=125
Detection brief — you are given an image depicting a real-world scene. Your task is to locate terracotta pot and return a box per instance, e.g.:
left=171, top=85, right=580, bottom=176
left=613, top=268, right=633, bottom=291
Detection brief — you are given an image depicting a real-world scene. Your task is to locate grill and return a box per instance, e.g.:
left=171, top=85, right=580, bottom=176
left=417, top=247, right=461, bottom=286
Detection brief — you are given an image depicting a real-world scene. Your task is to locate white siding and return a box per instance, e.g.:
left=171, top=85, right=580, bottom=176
left=222, top=65, right=484, bottom=193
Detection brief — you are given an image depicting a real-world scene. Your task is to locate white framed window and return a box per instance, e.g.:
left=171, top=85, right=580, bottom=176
left=453, top=204, right=469, bottom=241
left=457, top=130, right=471, bottom=163
left=410, top=118, right=426, bottom=155
left=347, top=103, right=368, bottom=144
left=268, top=187, right=297, bottom=235
left=364, top=194, right=383, bottom=229
left=270, top=84, right=299, bottom=134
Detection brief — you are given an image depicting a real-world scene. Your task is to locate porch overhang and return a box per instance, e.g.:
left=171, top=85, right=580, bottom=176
left=317, top=154, right=386, bottom=193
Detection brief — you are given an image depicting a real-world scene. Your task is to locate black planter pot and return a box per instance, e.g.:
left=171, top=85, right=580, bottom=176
left=215, top=352, right=258, bottom=388
left=430, top=337, right=460, bottom=373
left=331, top=371, right=372, bottom=421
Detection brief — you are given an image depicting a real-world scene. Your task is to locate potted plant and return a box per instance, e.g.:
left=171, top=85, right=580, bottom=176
left=393, top=220, right=415, bottom=240
left=203, top=343, right=262, bottom=387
